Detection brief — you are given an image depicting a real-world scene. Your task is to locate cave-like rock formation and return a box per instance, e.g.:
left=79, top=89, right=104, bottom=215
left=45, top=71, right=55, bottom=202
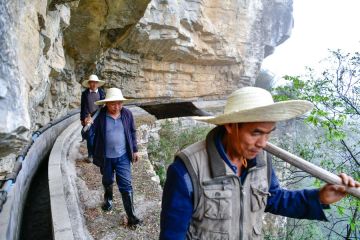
left=98, top=0, right=293, bottom=100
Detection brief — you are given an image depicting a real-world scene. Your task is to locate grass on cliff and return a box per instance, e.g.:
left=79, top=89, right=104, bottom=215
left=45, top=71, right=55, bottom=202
left=147, top=119, right=212, bottom=186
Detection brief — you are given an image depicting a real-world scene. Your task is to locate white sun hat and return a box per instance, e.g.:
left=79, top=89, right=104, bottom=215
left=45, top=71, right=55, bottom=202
left=193, top=86, right=313, bottom=125
left=95, top=88, right=127, bottom=105
left=82, top=74, right=105, bottom=88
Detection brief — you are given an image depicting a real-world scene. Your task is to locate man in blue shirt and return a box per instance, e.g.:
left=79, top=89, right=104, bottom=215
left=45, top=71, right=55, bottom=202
left=160, top=87, right=359, bottom=239
left=81, top=74, right=105, bottom=163
left=92, top=88, right=141, bottom=227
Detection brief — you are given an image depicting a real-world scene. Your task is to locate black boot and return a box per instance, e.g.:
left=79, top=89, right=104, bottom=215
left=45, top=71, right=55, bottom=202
left=121, top=191, right=142, bottom=226
left=101, top=185, right=113, bottom=211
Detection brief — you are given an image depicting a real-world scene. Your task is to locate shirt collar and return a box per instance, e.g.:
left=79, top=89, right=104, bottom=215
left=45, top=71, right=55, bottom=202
left=89, top=88, right=98, bottom=93
left=106, top=112, right=121, bottom=120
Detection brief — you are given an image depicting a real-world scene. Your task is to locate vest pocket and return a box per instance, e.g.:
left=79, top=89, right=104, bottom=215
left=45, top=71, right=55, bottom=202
left=188, top=225, right=229, bottom=240
left=203, top=231, right=229, bottom=240
left=203, top=189, right=232, bottom=219
left=250, top=185, right=270, bottom=212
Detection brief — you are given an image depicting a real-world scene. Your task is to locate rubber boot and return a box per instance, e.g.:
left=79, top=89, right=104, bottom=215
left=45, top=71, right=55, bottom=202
left=101, top=185, right=113, bottom=211
left=121, top=192, right=142, bottom=226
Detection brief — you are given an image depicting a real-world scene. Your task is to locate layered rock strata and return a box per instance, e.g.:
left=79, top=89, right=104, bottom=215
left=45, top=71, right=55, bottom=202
left=97, top=0, right=293, bottom=99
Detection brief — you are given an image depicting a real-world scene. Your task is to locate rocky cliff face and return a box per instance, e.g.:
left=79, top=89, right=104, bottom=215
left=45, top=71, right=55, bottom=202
left=0, top=0, right=293, bottom=170
left=0, top=0, right=150, bottom=170
left=98, top=0, right=293, bottom=100
left=0, top=1, right=78, bottom=168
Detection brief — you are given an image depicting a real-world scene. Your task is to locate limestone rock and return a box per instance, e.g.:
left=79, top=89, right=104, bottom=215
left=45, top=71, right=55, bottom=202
left=63, top=0, right=151, bottom=79
left=0, top=1, right=31, bottom=162
left=97, top=0, right=293, bottom=99
left=0, top=1, right=81, bottom=163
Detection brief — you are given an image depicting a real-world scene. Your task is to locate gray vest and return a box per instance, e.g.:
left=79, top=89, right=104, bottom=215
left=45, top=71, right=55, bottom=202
left=177, top=127, right=271, bottom=240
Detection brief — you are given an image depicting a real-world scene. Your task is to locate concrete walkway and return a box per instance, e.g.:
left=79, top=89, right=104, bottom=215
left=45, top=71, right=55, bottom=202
left=50, top=114, right=163, bottom=239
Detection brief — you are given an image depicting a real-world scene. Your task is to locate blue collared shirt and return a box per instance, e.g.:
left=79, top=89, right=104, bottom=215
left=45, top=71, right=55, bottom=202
left=160, top=129, right=328, bottom=240
left=105, top=113, right=127, bottom=158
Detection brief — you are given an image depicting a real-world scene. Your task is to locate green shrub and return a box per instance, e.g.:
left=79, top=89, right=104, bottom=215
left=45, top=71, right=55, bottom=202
left=147, top=119, right=212, bottom=186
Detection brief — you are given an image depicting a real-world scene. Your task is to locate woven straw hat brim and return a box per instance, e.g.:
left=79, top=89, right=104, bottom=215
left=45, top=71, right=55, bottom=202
left=193, top=100, right=313, bottom=125
left=82, top=80, right=105, bottom=88
left=95, top=97, right=128, bottom=105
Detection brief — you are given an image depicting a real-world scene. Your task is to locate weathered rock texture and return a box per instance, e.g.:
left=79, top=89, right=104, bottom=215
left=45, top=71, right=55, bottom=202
left=0, top=1, right=80, bottom=168
left=98, top=0, right=293, bottom=100
left=63, top=0, right=151, bottom=77
left=0, top=0, right=151, bottom=169
left=0, top=0, right=293, bottom=170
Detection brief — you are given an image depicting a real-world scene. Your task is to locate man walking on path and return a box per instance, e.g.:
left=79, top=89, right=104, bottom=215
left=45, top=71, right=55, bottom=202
left=80, top=74, right=105, bottom=163
left=160, top=86, right=360, bottom=239
left=92, top=88, right=142, bottom=226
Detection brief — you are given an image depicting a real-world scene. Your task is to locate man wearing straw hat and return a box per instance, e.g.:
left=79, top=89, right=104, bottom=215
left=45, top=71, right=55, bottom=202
left=92, top=87, right=141, bottom=227
left=160, top=87, right=359, bottom=239
left=80, top=74, right=106, bottom=163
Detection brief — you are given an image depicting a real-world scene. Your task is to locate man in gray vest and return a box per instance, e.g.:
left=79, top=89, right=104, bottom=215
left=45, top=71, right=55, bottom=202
left=160, top=87, right=360, bottom=239
left=81, top=74, right=105, bottom=163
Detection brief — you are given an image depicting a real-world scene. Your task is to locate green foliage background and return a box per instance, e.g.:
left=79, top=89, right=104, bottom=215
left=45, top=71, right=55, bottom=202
left=147, top=119, right=211, bottom=186
left=270, top=49, right=360, bottom=239
left=146, top=49, right=360, bottom=239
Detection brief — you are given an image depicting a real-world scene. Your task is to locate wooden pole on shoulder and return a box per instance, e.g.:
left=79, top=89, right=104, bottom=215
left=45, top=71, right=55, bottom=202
left=264, top=142, right=360, bottom=199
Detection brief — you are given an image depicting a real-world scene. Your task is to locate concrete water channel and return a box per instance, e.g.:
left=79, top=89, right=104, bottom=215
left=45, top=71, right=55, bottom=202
left=20, top=155, right=53, bottom=240
left=0, top=101, right=221, bottom=240
left=0, top=108, right=160, bottom=240
left=0, top=110, right=80, bottom=240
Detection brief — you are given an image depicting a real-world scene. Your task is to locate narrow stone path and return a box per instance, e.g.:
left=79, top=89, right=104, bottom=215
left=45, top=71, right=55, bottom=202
left=70, top=128, right=162, bottom=240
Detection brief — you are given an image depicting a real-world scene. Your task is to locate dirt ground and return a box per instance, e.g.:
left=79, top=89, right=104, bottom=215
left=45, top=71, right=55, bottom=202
left=75, top=141, right=162, bottom=240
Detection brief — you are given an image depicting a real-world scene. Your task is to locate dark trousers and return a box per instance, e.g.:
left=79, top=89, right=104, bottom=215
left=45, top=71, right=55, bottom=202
left=101, top=154, right=133, bottom=193
left=86, top=127, right=95, bottom=158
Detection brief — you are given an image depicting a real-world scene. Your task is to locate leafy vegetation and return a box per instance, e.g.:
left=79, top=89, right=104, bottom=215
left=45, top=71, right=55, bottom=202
left=271, top=49, right=360, bottom=239
left=147, top=119, right=212, bottom=186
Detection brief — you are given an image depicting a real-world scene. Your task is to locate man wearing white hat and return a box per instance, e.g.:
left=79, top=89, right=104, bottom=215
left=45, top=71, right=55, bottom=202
left=160, top=87, right=359, bottom=239
left=92, top=88, right=141, bottom=226
left=80, top=74, right=106, bottom=163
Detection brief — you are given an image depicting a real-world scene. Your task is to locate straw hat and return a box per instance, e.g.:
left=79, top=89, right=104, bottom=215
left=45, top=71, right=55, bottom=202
left=194, top=86, right=313, bottom=125
left=95, top=88, right=127, bottom=105
left=82, top=74, right=105, bottom=88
